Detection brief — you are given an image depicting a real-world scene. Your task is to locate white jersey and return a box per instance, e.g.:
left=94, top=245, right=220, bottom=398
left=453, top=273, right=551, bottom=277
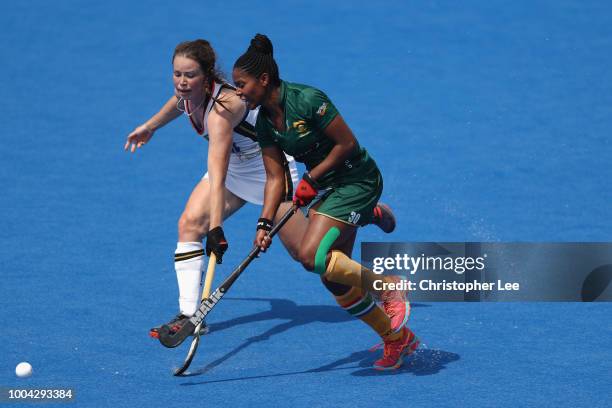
left=185, top=82, right=298, bottom=205
left=185, top=82, right=260, bottom=158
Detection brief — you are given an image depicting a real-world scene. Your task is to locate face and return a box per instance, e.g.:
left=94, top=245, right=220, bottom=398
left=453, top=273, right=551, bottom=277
left=172, top=55, right=206, bottom=102
left=232, top=68, right=268, bottom=110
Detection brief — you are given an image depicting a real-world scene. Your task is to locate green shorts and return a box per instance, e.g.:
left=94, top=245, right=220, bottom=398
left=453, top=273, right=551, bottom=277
left=311, top=168, right=383, bottom=227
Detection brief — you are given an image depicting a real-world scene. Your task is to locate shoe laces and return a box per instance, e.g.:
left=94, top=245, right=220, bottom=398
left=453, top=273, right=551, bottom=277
left=370, top=332, right=406, bottom=357
left=168, top=314, right=188, bottom=332
left=170, top=314, right=186, bottom=324
left=383, top=337, right=405, bottom=358
left=382, top=289, right=403, bottom=313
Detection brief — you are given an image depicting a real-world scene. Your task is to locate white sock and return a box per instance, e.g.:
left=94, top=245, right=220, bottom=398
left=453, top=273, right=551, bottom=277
left=175, top=242, right=204, bottom=317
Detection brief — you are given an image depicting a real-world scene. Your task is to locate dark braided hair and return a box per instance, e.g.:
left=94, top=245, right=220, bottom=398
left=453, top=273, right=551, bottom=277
left=172, top=39, right=229, bottom=111
left=233, top=34, right=281, bottom=87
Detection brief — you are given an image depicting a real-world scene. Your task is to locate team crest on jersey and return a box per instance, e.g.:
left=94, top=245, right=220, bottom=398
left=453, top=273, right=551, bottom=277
left=292, top=120, right=308, bottom=134
left=317, top=102, right=328, bottom=116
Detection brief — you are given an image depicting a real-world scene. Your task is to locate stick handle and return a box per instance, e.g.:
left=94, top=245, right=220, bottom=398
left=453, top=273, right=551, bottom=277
left=201, top=253, right=217, bottom=299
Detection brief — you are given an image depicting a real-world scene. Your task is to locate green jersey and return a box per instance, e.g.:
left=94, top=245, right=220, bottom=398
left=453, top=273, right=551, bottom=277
left=255, top=80, right=377, bottom=188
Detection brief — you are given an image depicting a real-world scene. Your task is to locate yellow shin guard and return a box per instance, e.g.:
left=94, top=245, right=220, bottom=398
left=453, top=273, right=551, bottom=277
left=324, top=250, right=387, bottom=293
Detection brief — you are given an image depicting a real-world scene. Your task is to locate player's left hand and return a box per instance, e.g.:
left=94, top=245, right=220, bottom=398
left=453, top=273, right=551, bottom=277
left=254, top=229, right=272, bottom=252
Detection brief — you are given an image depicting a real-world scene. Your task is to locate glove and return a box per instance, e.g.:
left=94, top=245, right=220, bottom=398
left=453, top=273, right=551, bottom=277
left=206, top=226, right=228, bottom=264
left=293, top=173, right=319, bottom=207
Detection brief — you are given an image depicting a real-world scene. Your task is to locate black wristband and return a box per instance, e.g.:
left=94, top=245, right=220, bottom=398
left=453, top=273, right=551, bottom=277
left=256, top=218, right=273, bottom=232
left=303, top=172, right=320, bottom=189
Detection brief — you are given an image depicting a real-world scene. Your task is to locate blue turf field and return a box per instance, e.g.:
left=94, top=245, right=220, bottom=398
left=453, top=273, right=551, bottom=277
left=1, top=1, right=611, bottom=407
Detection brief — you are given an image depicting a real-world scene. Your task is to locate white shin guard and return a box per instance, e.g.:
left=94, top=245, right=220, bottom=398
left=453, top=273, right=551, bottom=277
left=175, top=242, right=205, bottom=317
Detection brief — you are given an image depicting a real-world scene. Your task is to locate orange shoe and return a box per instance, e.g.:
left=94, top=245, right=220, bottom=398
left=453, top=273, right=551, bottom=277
left=372, top=327, right=420, bottom=371
left=372, top=203, right=396, bottom=233
left=381, top=284, right=410, bottom=332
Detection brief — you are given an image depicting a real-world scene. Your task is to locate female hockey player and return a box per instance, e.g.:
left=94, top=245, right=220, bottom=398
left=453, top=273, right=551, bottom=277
left=233, top=34, right=417, bottom=370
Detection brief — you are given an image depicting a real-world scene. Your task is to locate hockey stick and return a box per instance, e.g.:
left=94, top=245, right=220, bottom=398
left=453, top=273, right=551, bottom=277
left=172, top=252, right=217, bottom=376
left=159, top=204, right=298, bottom=349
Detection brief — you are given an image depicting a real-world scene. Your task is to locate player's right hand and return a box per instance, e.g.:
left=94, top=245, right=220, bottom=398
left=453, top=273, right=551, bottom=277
left=125, top=124, right=154, bottom=153
left=293, top=173, right=318, bottom=207
left=254, top=229, right=272, bottom=252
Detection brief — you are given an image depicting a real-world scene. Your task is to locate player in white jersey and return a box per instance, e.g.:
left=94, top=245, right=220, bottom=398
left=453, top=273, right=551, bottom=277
left=125, top=39, right=305, bottom=335
left=124, top=39, right=395, bottom=337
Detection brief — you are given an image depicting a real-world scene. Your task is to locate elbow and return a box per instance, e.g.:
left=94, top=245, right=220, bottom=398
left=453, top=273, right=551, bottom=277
left=267, top=174, right=284, bottom=191
left=343, top=139, right=357, bottom=157
left=265, top=174, right=285, bottom=197
left=346, top=139, right=356, bottom=152
left=265, top=168, right=284, bottom=186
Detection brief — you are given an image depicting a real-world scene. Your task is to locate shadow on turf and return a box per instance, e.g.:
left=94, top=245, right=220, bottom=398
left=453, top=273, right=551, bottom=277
left=180, top=348, right=459, bottom=385
left=207, top=296, right=429, bottom=334
left=176, top=297, right=456, bottom=385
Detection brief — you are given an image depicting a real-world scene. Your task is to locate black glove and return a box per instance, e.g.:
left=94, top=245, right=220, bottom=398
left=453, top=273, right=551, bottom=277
left=206, top=226, right=228, bottom=264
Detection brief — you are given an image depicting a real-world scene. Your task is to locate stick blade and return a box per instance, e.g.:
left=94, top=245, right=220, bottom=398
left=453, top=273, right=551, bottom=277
left=173, top=335, right=201, bottom=376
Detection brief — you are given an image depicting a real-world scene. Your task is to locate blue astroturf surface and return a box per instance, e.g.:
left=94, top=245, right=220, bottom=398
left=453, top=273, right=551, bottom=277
left=1, top=1, right=611, bottom=407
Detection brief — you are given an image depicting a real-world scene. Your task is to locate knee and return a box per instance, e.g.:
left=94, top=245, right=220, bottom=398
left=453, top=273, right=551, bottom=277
left=320, top=275, right=351, bottom=296
left=297, top=247, right=316, bottom=272
left=178, top=211, right=209, bottom=236
left=299, top=227, right=342, bottom=274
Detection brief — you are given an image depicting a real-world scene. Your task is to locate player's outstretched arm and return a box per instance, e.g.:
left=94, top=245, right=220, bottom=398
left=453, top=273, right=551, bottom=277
left=124, top=96, right=182, bottom=153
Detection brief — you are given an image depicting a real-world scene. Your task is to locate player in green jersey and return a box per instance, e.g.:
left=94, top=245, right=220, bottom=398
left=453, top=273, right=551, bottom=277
left=232, top=34, right=419, bottom=370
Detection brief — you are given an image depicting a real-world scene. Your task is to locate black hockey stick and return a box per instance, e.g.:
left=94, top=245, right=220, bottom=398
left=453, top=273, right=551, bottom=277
left=159, top=204, right=297, bottom=349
